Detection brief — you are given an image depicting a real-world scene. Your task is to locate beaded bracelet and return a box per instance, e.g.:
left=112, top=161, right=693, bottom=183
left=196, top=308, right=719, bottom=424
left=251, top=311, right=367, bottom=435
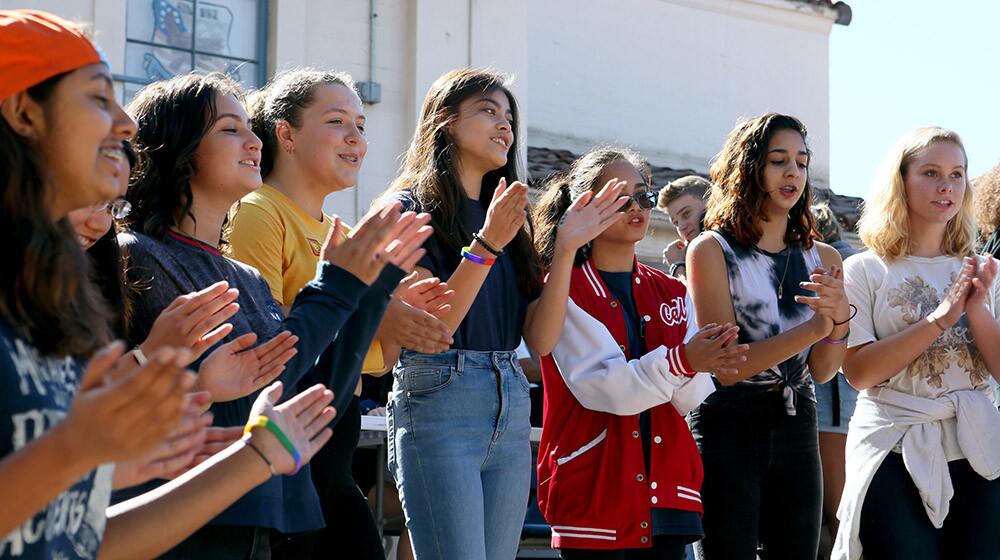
left=822, top=329, right=849, bottom=345
left=461, top=246, right=495, bottom=266
left=244, top=416, right=301, bottom=474
left=472, top=232, right=503, bottom=257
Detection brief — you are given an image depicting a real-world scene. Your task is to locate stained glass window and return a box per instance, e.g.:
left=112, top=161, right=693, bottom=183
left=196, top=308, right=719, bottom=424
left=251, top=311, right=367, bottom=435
left=118, top=0, right=266, bottom=103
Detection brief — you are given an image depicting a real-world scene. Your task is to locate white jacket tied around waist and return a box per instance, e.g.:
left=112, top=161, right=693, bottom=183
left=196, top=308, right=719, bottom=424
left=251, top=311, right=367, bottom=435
left=833, top=387, right=1000, bottom=560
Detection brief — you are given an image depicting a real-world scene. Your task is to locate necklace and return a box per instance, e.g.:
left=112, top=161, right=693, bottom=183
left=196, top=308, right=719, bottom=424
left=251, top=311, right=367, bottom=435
left=777, top=249, right=791, bottom=300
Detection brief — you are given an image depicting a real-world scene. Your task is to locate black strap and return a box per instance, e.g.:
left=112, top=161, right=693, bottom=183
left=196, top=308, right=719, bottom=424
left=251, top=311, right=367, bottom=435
left=831, top=375, right=841, bottom=427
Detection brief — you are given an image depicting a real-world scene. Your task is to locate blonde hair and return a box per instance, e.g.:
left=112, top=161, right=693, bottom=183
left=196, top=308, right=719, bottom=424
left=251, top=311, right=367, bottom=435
left=857, top=127, right=975, bottom=260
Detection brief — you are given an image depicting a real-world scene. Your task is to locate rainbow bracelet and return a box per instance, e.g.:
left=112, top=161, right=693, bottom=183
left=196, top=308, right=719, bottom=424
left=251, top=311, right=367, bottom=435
left=244, top=415, right=301, bottom=474
left=461, top=246, right=495, bottom=266
left=822, top=329, right=850, bottom=345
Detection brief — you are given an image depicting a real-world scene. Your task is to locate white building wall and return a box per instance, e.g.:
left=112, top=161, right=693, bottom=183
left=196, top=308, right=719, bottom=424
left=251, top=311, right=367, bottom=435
left=526, top=0, right=833, bottom=187
left=6, top=0, right=835, bottom=229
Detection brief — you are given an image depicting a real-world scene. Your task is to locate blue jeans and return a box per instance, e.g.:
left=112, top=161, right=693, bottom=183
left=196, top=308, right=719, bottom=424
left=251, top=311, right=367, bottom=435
left=388, top=349, right=532, bottom=560
left=815, top=373, right=858, bottom=435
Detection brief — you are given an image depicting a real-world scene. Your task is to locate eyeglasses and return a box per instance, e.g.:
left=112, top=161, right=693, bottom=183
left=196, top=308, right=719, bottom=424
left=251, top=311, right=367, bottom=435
left=91, top=198, right=132, bottom=220
left=618, top=191, right=658, bottom=212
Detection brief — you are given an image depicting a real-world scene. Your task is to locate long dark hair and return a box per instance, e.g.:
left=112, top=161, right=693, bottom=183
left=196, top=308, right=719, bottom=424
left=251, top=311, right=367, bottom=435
left=87, top=141, right=136, bottom=339
left=385, top=68, right=541, bottom=296
left=0, top=73, right=112, bottom=356
left=249, top=68, right=358, bottom=178
left=88, top=227, right=128, bottom=338
left=533, top=146, right=651, bottom=267
left=704, top=113, right=818, bottom=248
left=125, top=72, right=244, bottom=239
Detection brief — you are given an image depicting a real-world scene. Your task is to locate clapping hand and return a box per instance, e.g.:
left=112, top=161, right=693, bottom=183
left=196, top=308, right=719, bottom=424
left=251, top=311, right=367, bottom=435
left=197, top=331, right=299, bottom=402
left=243, top=382, right=336, bottom=475
left=554, top=178, right=629, bottom=256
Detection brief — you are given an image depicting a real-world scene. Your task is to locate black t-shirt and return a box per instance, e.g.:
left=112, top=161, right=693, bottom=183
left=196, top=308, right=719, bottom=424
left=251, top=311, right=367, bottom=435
left=597, top=269, right=703, bottom=540
left=394, top=192, right=529, bottom=351
left=0, top=319, right=114, bottom=559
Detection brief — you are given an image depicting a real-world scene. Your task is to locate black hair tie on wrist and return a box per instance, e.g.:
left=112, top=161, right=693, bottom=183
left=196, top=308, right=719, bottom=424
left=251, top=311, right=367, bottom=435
left=833, top=303, right=858, bottom=326
left=473, top=232, right=503, bottom=257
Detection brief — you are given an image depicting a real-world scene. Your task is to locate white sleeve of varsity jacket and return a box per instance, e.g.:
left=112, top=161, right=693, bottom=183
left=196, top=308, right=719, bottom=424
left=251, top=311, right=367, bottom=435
left=552, top=297, right=712, bottom=416
left=672, top=294, right=716, bottom=415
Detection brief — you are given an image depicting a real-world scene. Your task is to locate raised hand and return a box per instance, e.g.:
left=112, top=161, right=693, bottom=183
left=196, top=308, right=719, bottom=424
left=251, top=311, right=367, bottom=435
left=929, top=257, right=975, bottom=329
left=795, top=266, right=850, bottom=324
left=112, top=391, right=213, bottom=488
left=243, top=382, right=337, bottom=475
left=322, top=203, right=399, bottom=285
left=378, top=298, right=453, bottom=353
left=141, top=281, right=240, bottom=363
left=62, top=342, right=195, bottom=467
left=196, top=331, right=299, bottom=402
left=683, top=323, right=748, bottom=378
left=967, top=255, right=997, bottom=310
left=380, top=212, right=434, bottom=272
left=663, top=240, right=686, bottom=267
left=554, top=178, right=629, bottom=255
left=396, top=273, right=454, bottom=317
left=479, top=178, right=530, bottom=251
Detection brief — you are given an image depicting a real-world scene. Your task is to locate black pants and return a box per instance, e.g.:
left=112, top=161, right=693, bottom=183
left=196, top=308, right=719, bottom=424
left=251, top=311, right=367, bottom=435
left=859, top=452, right=1000, bottom=559
left=560, top=535, right=688, bottom=560
left=688, top=390, right=822, bottom=560
left=272, top=396, right=384, bottom=560
left=158, top=525, right=271, bottom=560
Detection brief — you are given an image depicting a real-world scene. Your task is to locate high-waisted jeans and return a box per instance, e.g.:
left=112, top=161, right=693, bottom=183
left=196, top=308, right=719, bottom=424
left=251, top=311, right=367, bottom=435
left=388, top=349, right=532, bottom=560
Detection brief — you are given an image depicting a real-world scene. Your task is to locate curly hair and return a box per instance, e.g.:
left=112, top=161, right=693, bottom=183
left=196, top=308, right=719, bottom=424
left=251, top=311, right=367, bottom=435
left=125, top=72, right=244, bottom=239
left=858, top=127, right=975, bottom=260
left=704, top=113, right=817, bottom=249
left=533, top=146, right=651, bottom=267
left=974, top=162, right=1000, bottom=237
left=249, top=68, right=358, bottom=177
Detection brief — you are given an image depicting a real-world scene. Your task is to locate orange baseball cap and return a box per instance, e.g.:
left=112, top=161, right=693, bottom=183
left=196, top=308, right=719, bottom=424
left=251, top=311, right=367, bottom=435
left=0, top=9, right=106, bottom=102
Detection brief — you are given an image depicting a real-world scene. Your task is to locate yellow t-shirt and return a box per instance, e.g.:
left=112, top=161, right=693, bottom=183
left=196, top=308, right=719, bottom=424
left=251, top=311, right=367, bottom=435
left=228, top=184, right=385, bottom=372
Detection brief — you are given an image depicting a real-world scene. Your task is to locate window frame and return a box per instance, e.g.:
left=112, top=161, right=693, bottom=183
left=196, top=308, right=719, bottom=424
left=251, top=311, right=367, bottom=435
left=114, top=0, right=268, bottom=97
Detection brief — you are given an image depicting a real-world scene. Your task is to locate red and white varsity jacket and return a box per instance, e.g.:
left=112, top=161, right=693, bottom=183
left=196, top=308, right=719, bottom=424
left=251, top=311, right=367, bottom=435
left=537, top=258, right=715, bottom=550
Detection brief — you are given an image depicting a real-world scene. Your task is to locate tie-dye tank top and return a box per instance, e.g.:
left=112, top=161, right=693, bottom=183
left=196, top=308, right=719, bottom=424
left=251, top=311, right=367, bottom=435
left=704, top=230, right=823, bottom=414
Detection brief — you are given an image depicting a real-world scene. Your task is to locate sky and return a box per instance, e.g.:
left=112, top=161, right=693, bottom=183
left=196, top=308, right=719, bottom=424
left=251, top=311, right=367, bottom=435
left=829, top=1, right=1000, bottom=199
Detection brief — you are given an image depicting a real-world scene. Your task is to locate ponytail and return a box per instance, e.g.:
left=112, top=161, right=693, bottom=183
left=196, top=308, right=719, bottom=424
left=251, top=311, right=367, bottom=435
left=531, top=145, right=650, bottom=269
left=532, top=175, right=575, bottom=267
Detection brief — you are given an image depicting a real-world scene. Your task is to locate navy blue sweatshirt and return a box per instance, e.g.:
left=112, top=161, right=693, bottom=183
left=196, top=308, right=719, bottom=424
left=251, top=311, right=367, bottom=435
left=0, top=319, right=113, bottom=560
left=115, top=229, right=402, bottom=532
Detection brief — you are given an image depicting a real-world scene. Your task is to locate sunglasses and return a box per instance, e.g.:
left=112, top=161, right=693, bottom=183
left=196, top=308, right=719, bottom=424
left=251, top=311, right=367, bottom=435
left=618, top=190, right=658, bottom=212
left=91, top=198, right=132, bottom=220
